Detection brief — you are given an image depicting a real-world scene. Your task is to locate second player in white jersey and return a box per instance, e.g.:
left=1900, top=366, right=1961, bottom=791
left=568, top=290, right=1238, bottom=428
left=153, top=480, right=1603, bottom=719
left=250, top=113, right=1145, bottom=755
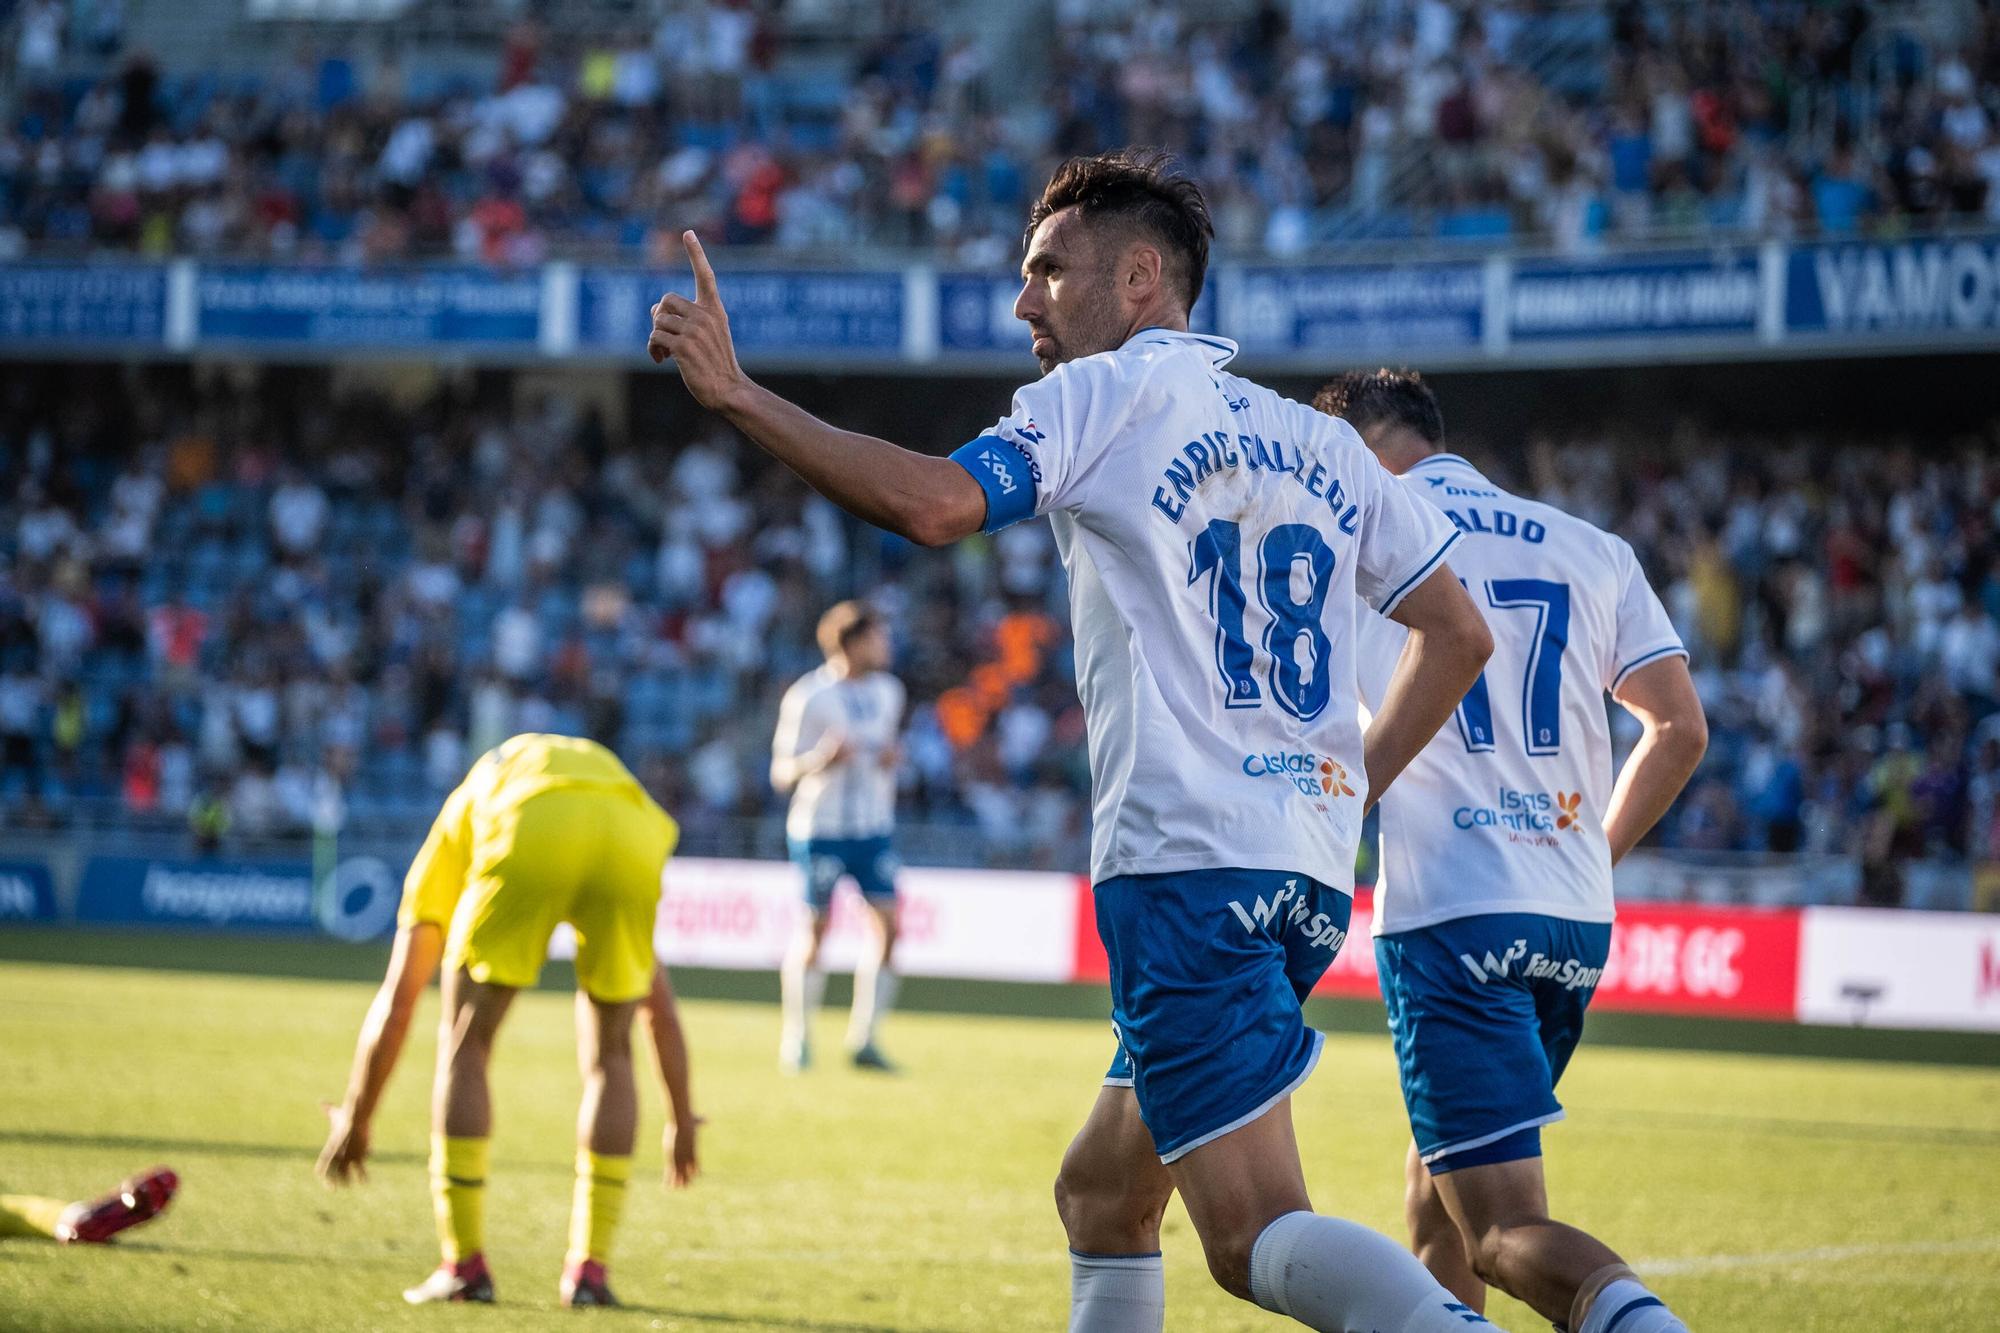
left=772, top=660, right=905, bottom=843
left=1355, top=452, right=1687, bottom=932
left=1326, top=369, right=1706, bottom=1333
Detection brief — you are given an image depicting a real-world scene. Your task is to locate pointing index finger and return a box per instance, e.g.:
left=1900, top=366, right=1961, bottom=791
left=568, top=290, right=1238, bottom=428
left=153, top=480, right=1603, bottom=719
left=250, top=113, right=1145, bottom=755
left=683, top=230, right=720, bottom=304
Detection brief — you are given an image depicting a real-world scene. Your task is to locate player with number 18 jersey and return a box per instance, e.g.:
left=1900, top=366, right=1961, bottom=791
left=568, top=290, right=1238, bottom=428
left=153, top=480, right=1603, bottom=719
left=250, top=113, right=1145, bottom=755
left=646, top=148, right=1502, bottom=1331
left=958, top=327, right=1461, bottom=1161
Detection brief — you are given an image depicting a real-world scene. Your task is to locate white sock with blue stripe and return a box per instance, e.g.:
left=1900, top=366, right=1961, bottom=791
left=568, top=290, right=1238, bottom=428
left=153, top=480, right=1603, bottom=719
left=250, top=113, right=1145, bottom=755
left=1575, top=1270, right=1687, bottom=1333
left=1248, top=1209, right=1493, bottom=1331
left=1068, top=1250, right=1164, bottom=1333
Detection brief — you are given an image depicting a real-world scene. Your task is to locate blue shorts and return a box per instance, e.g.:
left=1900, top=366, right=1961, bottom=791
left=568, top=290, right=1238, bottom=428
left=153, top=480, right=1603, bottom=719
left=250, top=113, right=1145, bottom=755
left=790, top=836, right=899, bottom=911
left=1099, top=868, right=1351, bottom=1163
left=1375, top=913, right=1611, bottom=1173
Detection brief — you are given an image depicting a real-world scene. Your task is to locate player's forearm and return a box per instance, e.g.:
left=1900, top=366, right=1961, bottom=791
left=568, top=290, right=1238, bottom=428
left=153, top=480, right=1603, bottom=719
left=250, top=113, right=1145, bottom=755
left=715, top=379, right=982, bottom=546
left=1366, top=569, right=1492, bottom=806
left=1364, top=632, right=1484, bottom=806
left=770, top=746, right=826, bottom=793
left=340, top=924, right=439, bottom=1124
left=1603, top=719, right=1707, bottom=863
left=342, top=988, right=415, bottom=1124
left=653, top=1021, right=695, bottom=1128
left=643, top=969, right=696, bottom=1125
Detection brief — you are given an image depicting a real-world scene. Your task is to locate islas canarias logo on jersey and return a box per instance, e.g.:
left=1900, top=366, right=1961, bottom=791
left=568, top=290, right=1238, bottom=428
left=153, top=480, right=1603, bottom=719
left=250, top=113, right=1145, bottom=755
left=1242, top=750, right=1356, bottom=799
left=1452, top=787, right=1585, bottom=836
left=1554, top=791, right=1583, bottom=830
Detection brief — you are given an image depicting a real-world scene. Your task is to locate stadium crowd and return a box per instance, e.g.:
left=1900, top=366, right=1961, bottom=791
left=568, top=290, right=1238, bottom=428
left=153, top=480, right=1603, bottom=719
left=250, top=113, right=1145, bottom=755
left=0, top=369, right=1994, bottom=889
left=3, top=0, right=2000, bottom=260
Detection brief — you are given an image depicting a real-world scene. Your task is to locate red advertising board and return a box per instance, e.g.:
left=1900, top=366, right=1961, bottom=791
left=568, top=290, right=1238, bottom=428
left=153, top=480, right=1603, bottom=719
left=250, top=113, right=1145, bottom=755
left=1595, top=902, right=1801, bottom=1019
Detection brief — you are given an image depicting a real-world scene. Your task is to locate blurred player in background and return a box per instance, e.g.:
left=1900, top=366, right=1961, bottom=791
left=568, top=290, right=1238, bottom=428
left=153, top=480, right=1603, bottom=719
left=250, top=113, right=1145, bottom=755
left=0, top=1168, right=177, bottom=1244
left=316, top=734, right=699, bottom=1310
left=1324, top=371, right=1707, bottom=1333
left=770, top=601, right=906, bottom=1073
left=649, top=149, right=1507, bottom=1333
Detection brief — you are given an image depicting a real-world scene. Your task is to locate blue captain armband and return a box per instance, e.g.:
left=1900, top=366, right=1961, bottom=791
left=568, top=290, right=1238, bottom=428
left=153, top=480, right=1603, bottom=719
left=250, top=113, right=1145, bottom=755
left=949, top=435, right=1039, bottom=533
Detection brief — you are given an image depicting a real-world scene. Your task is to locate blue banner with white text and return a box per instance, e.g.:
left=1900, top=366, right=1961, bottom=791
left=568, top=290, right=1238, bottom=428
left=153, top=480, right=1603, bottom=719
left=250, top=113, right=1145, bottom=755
left=1225, top=264, right=1485, bottom=354
left=0, top=239, right=1995, bottom=363
left=578, top=266, right=903, bottom=356
left=0, top=859, right=56, bottom=922
left=196, top=265, right=542, bottom=347
left=1509, top=252, right=1760, bottom=341
left=1786, top=237, right=2000, bottom=336
left=0, top=263, right=166, bottom=344
left=75, top=855, right=403, bottom=939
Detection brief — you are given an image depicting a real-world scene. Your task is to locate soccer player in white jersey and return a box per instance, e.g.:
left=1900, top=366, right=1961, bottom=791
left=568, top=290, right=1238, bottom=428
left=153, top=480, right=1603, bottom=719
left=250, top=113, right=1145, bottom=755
left=770, top=600, right=907, bottom=1072
left=649, top=149, right=1504, bottom=1333
left=1320, top=371, right=1709, bottom=1333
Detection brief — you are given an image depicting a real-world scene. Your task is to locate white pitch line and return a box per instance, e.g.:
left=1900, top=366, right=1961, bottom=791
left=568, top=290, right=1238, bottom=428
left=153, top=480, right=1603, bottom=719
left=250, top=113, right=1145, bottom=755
left=1638, top=1235, right=2000, bottom=1277
left=638, top=1235, right=2000, bottom=1276
left=620, top=1232, right=2000, bottom=1272
left=643, top=1247, right=1063, bottom=1266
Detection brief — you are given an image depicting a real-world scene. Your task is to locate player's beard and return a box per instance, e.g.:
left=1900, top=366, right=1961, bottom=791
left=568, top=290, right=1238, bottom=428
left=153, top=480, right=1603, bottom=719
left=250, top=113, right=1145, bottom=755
left=1034, top=270, right=1126, bottom=374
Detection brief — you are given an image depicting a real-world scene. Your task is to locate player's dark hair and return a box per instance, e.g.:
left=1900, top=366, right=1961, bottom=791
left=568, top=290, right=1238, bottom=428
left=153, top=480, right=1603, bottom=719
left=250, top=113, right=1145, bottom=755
left=1312, top=369, right=1445, bottom=445
left=817, top=601, right=880, bottom=660
left=1029, top=149, right=1213, bottom=313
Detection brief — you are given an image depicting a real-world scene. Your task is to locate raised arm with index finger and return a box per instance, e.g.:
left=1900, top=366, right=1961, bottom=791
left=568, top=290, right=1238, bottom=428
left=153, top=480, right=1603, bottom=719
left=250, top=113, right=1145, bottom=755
left=647, top=230, right=987, bottom=548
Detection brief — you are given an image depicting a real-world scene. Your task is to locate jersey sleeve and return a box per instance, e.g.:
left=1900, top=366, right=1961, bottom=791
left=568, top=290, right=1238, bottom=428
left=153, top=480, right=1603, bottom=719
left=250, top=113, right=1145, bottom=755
left=771, top=680, right=824, bottom=762
left=946, top=354, right=1134, bottom=533
left=398, top=763, right=482, bottom=930
left=1604, top=540, right=1688, bottom=691
left=1352, top=456, right=1462, bottom=615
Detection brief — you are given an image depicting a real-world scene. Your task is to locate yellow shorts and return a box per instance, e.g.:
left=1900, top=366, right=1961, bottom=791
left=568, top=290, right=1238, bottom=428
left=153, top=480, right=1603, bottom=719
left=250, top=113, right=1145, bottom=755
left=409, top=784, right=675, bottom=1003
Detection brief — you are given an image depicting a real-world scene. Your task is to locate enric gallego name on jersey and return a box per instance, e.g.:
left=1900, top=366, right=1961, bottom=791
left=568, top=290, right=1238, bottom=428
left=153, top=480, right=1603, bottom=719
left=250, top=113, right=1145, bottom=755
left=1149, top=428, right=1360, bottom=531
left=1225, top=878, right=1348, bottom=952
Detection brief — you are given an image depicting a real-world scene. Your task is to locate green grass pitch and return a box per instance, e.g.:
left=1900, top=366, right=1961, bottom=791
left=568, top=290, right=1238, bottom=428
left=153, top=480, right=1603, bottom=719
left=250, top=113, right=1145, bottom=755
left=1, top=933, right=1997, bottom=1331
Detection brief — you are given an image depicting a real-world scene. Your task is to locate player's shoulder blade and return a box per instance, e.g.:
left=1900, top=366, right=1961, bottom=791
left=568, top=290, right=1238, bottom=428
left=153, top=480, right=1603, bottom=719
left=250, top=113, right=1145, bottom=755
left=788, top=664, right=832, bottom=697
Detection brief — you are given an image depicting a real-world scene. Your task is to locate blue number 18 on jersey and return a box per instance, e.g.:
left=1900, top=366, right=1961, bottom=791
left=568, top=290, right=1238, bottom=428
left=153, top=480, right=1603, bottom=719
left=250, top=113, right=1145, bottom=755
left=1188, top=519, right=1338, bottom=722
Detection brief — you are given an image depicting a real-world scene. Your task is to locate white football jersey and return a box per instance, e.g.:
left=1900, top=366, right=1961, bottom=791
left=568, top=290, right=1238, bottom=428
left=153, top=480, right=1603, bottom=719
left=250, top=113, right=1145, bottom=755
left=953, top=328, right=1460, bottom=889
left=1356, top=453, right=1687, bottom=933
left=772, top=666, right=905, bottom=842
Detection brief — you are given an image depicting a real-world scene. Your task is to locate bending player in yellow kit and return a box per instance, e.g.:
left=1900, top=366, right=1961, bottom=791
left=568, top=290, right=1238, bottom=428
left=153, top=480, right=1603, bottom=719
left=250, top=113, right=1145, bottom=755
left=315, top=734, right=698, bottom=1309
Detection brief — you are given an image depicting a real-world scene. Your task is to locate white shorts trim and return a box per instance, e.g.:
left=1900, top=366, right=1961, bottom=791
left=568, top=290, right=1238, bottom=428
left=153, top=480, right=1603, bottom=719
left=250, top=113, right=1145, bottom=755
left=1156, top=1029, right=1325, bottom=1165
left=1420, top=1110, right=1565, bottom=1167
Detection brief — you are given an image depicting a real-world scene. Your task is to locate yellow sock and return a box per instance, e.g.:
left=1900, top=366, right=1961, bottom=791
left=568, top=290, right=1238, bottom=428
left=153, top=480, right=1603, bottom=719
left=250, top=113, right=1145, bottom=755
left=0, top=1194, right=70, bottom=1240
left=429, top=1135, right=489, bottom=1263
left=566, top=1150, right=632, bottom=1266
